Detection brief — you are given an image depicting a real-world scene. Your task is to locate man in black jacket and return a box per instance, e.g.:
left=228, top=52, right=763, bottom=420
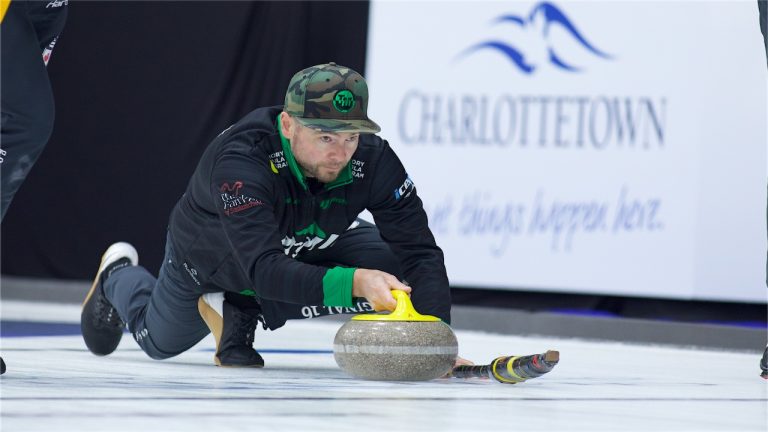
left=81, top=63, right=457, bottom=368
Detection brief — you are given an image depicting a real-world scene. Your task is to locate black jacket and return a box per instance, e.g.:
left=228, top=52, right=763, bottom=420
left=168, top=106, right=451, bottom=323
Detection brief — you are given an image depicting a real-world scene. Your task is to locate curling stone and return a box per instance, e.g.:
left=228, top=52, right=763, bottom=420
left=333, top=290, right=458, bottom=381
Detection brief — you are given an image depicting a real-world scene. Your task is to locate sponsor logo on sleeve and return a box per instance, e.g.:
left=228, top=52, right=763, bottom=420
left=220, top=181, right=264, bottom=215
left=394, top=175, right=414, bottom=200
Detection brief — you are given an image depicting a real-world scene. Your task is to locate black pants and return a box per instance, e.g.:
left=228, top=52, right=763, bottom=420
left=0, top=0, right=67, bottom=220
left=104, top=219, right=402, bottom=360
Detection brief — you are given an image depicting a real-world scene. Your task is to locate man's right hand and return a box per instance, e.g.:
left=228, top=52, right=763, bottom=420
left=352, top=269, right=411, bottom=312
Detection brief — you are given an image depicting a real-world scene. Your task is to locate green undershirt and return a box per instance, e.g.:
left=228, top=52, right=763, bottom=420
left=276, top=114, right=357, bottom=307
left=321, top=267, right=356, bottom=307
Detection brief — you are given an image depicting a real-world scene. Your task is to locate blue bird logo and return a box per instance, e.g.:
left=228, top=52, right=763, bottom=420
left=458, top=2, right=613, bottom=74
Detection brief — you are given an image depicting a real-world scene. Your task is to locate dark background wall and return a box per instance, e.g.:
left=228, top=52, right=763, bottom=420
left=1, top=1, right=370, bottom=278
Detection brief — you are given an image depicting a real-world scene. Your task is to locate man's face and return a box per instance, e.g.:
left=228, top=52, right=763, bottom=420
left=281, top=112, right=359, bottom=183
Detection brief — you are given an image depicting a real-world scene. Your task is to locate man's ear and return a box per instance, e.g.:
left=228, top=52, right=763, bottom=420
left=279, top=112, right=293, bottom=138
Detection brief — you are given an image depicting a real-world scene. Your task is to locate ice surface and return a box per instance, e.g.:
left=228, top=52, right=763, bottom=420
left=0, top=301, right=765, bottom=432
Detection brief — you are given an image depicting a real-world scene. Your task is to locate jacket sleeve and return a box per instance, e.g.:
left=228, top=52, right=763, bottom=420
left=367, top=142, right=452, bottom=323
left=209, top=149, right=355, bottom=307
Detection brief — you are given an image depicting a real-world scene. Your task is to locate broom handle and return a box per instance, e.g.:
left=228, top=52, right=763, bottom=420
left=451, top=350, right=559, bottom=383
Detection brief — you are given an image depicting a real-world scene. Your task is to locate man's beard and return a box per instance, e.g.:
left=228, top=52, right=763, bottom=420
left=306, top=163, right=344, bottom=183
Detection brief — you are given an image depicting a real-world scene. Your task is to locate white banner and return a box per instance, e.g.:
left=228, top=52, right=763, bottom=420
left=366, top=0, right=767, bottom=302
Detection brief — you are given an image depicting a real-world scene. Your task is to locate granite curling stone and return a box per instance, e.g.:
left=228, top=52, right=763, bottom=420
left=333, top=290, right=458, bottom=381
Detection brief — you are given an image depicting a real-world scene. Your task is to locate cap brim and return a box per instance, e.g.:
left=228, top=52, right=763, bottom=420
left=295, top=117, right=381, bottom=134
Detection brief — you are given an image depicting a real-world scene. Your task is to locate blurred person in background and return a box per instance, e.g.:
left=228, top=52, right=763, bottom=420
left=0, top=0, right=69, bottom=375
left=758, top=0, right=768, bottom=379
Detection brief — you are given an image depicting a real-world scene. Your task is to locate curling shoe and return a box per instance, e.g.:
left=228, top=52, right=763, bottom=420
left=198, top=292, right=264, bottom=367
left=81, top=242, right=137, bottom=356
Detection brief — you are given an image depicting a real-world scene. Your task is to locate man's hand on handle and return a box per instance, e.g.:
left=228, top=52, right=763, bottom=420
left=351, top=270, right=472, bottom=377
left=352, top=269, right=411, bottom=312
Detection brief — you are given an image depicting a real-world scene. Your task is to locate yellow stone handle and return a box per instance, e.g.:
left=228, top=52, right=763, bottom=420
left=352, top=289, right=440, bottom=322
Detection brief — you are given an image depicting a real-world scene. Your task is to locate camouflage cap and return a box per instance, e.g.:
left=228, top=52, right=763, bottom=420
left=284, top=62, right=381, bottom=134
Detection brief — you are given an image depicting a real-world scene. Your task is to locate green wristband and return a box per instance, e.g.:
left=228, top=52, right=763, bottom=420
left=322, top=266, right=356, bottom=307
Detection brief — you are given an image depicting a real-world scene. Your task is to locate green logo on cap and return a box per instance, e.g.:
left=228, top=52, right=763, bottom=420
left=333, top=90, right=355, bottom=113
